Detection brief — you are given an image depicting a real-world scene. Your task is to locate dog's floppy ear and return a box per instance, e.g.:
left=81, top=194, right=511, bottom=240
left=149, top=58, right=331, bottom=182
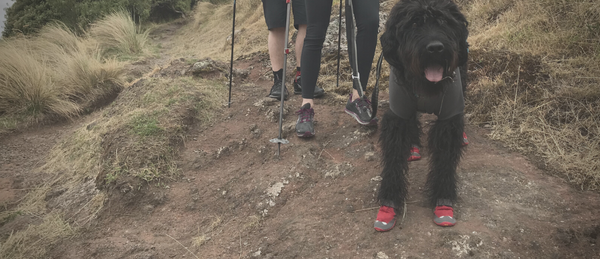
left=449, top=5, right=470, bottom=66
left=381, top=4, right=405, bottom=70
left=380, top=30, right=403, bottom=70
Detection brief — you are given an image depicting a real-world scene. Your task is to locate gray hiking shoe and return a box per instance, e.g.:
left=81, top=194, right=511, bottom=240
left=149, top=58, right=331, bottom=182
left=295, top=103, right=315, bottom=138
left=345, top=94, right=377, bottom=125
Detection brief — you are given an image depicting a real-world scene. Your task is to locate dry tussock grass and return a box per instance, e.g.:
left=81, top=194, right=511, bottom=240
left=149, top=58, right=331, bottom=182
left=0, top=21, right=128, bottom=128
left=464, top=0, right=600, bottom=189
left=0, top=42, right=79, bottom=118
left=89, top=10, right=150, bottom=55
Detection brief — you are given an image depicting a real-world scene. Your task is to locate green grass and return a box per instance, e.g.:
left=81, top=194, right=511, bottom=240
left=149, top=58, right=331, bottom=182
left=130, top=115, right=163, bottom=136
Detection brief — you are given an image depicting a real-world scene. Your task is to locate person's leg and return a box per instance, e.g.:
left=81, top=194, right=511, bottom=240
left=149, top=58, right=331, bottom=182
left=347, top=0, right=379, bottom=101
left=268, top=27, right=285, bottom=72
left=263, top=0, right=289, bottom=100
left=344, top=0, right=379, bottom=125
left=296, top=0, right=332, bottom=137
left=295, top=24, right=306, bottom=66
left=266, top=27, right=289, bottom=100
left=293, top=23, right=325, bottom=97
left=301, top=0, right=332, bottom=104
left=292, top=0, right=307, bottom=68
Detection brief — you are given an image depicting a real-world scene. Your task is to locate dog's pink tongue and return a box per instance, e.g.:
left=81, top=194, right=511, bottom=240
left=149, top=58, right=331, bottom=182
left=425, top=65, right=444, bottom=82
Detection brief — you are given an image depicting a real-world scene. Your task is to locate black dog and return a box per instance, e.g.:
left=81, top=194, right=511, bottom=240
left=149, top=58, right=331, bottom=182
left=374, top=0, right=469, bottom=231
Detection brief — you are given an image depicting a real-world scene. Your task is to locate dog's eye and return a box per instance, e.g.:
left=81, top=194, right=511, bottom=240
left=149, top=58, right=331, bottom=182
left=413, top=23, right=417, bottom=27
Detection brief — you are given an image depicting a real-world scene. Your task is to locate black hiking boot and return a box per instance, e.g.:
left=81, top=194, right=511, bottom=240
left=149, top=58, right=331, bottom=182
left=293, top=75, right=324, bottom=97
left=295, top=103, right=315, bottom=138
left=268, top=76, right=289, bottom=101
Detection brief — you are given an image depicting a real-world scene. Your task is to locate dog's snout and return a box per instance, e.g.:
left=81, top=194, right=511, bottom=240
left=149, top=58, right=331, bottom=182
left=426, top=41, right=444, bottom=53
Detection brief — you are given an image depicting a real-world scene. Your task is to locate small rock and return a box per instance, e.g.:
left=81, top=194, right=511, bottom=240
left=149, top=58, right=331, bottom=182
left=216, top=146, right=230, bottom=158
left=376, top=252, right=389, bottom=259
left=365, top=151, right=376, bottom=161
left=371, top=176, right=382, bottom=182
left=266, top=182, right=285, bottom=197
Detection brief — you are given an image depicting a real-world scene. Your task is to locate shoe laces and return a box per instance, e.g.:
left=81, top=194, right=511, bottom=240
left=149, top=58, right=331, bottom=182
left=296, top=107, right=314, bottom=123
left=353, top=96, right=372, bottom=110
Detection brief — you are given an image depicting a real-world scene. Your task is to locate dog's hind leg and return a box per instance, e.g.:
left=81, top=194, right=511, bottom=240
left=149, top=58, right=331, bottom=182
left=425, top=114, right=465, bottom=207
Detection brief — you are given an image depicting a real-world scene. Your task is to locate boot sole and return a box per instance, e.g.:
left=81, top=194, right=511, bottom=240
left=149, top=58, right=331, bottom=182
left=268, top=94, right=288, bottom=101
left=344, top=109, right=377, bottom=126
left=297, top=131, right=314, bottom=138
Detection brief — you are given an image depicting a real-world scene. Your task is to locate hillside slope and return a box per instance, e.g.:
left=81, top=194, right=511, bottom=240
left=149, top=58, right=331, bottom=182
left=1, top=1, right=599, bottom=258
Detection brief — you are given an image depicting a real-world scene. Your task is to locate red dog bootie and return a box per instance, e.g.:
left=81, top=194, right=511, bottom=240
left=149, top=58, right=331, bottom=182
left=462, top=132, right=469, bottom=146
left=374, top=206, right=396, bottom=232
left=434, top=199, right=456, bottom=227
left=408, top=145, right=421, bottom=161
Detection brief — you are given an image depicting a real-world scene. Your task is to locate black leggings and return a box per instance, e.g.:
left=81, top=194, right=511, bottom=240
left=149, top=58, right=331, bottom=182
left=301, top=0, right=379, bottom=99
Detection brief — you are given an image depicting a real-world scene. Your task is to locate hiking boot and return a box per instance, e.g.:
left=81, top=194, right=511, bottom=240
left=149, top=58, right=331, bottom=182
left=433, top=199, right=456, bottom=227
left=345, top=94, right=377, bottom=125
left=374, top=205, right=396, bottom=232
left=295, top=103, right=315, bottom=137
left=408, top=145, right=421, bottom=161
left=462, top=132, right=469, bottom=146
left=268, top=78, right=289, bottom=101
left=293, top=75, right=325, bottom=97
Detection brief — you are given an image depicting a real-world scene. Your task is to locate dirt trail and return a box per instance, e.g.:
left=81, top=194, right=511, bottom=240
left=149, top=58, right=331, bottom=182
left=2, top=20, right=600, bottom=259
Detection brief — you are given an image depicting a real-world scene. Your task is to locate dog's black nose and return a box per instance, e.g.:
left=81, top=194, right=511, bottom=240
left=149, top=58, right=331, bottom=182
left=426, top=41, right=444, bottom=53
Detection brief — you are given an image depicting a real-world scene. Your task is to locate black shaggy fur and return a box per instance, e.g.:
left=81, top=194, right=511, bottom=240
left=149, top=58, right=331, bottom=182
left=378, top=0, right=468, bottom=209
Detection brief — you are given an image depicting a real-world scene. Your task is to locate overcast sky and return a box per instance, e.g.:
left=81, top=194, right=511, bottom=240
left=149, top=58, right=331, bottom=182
left=0, top=0, right=15, bottom=36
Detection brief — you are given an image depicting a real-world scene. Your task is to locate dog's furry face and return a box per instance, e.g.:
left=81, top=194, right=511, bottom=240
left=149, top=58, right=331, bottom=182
left=381, top=0, right=468, bottom=94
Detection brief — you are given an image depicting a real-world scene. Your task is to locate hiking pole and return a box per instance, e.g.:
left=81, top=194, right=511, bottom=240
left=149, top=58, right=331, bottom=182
left=269, top=0, right=292, bottom=157
left=346, top=0, right=365, bottom=98
left=336, top=0, right=343, bottom=89
left=228, top=0, right=237, bottom=108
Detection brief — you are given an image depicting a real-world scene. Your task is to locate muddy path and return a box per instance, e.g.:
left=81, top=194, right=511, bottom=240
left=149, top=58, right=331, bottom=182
left=2, top=20, right=600, bottom=259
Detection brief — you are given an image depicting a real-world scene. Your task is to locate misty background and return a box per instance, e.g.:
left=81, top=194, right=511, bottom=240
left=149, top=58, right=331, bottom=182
left=0, top=0, right=14, bottom=37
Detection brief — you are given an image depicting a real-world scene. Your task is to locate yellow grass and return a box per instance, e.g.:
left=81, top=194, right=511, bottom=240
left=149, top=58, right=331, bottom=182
left=0, top=213, right=74, bottom=259
left=464, top=0, right=600, bottom=189
left=0, top=42, right=80, bottom=118
left=0, top=20, right=129, bottom=126
left=170, top=0, right=268, bottom=61
left=90, top=10, right=149, bottom=55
